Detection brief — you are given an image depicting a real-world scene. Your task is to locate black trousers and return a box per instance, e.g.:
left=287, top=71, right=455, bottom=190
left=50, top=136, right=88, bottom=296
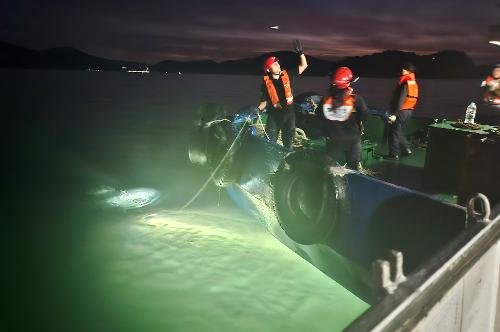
left=326, top=137, right=362, bottom=170
left=266, top=109, right=296, bottom=150
left=325, top=122, right=362, bottom=170
left=389, top=110, right=412, bottom=156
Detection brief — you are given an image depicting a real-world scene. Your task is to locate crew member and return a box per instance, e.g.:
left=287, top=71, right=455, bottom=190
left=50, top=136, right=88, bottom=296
left=386, top=62, right=419, bottom=161
left=480, top=64, right=500, bottom=106
left=257, top=40, right=308, bottom=150
left=322, top=67, right=370, bottom=170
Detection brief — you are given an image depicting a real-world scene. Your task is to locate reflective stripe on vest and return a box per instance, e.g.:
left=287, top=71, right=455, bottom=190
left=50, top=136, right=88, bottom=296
left=263, top=70, right=294, bottom=108
left=399, top=73, right=419, bottom=110
left=483, top=93, right=500, bottom=105
left=323, top=89, right=356, bottom=121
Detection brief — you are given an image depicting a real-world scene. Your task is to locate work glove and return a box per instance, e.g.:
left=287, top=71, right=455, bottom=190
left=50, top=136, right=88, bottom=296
left=293, top=39, right=303, bottom=55
left=388, top=115, right=397, bottom=124
left=256, top=106, right=267, bottom=114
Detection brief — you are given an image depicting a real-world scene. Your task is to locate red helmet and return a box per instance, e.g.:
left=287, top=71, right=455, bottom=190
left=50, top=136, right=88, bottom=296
left=332, top=67, right=353, bottom=88
left=263, top=56, right=279, bottom=72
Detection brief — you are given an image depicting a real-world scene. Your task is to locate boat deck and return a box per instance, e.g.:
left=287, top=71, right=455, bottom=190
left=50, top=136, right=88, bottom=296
left=363, top=145, right=458, bottom=204
left=302, top=136, right=458, bottom=205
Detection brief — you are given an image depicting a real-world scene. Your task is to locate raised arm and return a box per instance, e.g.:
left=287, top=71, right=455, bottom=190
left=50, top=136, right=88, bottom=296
left=298, top=53, right=308, bottom=75
left=293, top=39, right=308, bottom=74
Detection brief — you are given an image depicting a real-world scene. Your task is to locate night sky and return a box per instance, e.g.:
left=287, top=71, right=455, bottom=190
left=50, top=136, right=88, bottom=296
left=2, top=0, right=499, bottom=64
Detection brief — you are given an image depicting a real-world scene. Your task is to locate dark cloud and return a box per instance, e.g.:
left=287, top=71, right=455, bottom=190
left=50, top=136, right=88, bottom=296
left=1, top=0, right=498, bottom=64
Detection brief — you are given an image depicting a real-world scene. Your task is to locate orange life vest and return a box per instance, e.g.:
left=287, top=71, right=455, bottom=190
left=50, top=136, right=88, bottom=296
left=482, top=76, right=500, bottom=105
left=399, top=73, right=419, bottom=110
left=263, top=70, right=294, bottom=108
left=323, top=87, right=356, bottom=121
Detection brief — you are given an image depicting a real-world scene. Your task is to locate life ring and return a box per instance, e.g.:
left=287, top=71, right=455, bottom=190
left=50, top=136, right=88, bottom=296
left=272, top=151, right=346, bottom=244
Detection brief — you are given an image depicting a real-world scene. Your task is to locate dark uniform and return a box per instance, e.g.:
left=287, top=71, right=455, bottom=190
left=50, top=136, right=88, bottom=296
left=260, top=68, right=299, bottom=150
left=388, top=72, right=418, bottom=158
left=322, top=87, right=369, bottom=170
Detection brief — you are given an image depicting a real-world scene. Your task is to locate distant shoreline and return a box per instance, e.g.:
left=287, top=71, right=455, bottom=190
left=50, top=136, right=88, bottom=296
left=0, top=67, right=487, bottom=81
left=0, top=41, right=494, bottom=79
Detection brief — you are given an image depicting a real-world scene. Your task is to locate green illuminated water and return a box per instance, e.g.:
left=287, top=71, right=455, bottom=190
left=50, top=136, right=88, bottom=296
left=5, top=69, right=371, bottom=331
left=5, top=69, right=478, bottom=331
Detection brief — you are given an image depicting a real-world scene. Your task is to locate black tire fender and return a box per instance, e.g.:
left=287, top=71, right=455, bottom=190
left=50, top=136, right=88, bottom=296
left=188, top=126, right=209, bottom=165
left=272, top=151, right=345, bottom=244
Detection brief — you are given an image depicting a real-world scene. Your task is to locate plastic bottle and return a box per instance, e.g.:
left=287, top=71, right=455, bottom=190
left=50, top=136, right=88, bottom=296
left=464, top=102, right=477, bottom=124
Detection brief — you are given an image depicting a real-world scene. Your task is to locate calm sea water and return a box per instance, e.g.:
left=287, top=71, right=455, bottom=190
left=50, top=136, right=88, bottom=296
left=3, top=69, right=481, bottom=197
left=3, top=69, right=480, bottom=214
left=3, top=69, right=482, bottom=331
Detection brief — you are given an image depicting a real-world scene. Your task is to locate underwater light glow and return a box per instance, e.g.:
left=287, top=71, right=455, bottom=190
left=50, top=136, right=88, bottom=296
left=105, top=188, right=160, bottom=209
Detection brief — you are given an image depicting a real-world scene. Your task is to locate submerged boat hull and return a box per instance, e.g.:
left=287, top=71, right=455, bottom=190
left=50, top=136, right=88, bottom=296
left=189, top=102, right=500, bottom=331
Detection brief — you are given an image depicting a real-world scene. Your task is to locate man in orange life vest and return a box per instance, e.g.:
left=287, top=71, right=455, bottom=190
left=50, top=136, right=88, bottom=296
left=256, top=40, right=308, bottom=150
left=386, top=62, right=419, bottom=161
left=480, top=64, right=500, bottom=107
left=322, top=67, right=370, bottom=170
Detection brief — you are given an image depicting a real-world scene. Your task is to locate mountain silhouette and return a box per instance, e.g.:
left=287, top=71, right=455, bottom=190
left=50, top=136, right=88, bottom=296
left=0, top=41, right=493, bottom=78
left=0, top=41, right=145, bottom=70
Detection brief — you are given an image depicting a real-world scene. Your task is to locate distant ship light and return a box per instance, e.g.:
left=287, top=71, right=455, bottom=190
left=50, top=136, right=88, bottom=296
left=489, top=25, right=500, bottom=45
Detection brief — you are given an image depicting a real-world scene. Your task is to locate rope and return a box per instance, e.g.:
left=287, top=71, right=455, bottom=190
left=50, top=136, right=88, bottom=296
left=181, top=117, right=250, bottom=210
left=203, top=118, right=232, bottom=128
left=293, top=127, right=308, bottom=148
left=257, top=111, right=270, bottom=140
